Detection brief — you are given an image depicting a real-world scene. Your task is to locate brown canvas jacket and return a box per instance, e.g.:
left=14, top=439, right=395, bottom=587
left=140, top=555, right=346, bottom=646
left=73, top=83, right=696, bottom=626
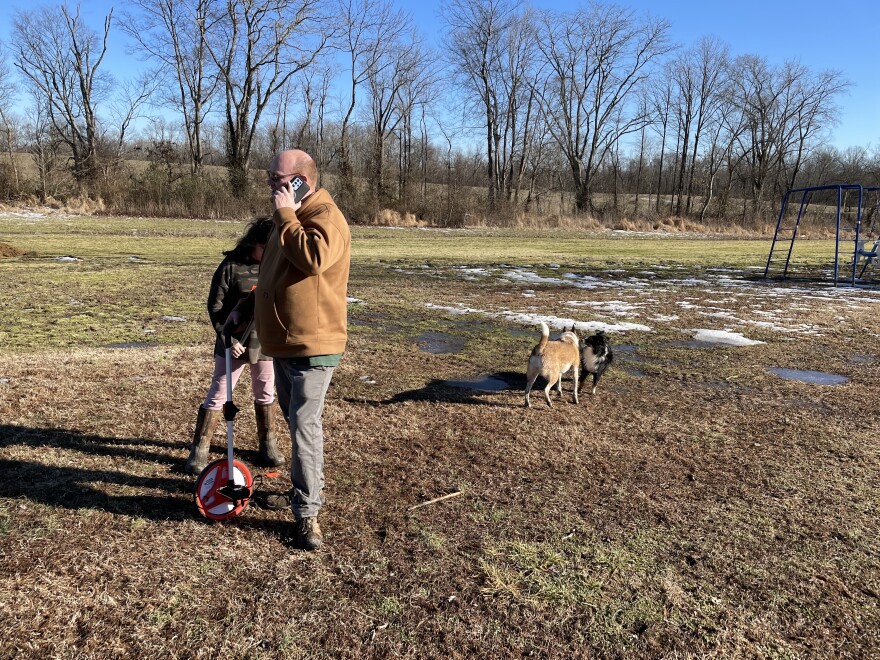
left=254, top=188, right=350, bottom=358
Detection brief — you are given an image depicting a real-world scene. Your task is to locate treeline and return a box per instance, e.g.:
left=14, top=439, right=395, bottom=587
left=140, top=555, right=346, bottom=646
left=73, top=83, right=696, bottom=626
left=0, top=0, right=877, bottom=227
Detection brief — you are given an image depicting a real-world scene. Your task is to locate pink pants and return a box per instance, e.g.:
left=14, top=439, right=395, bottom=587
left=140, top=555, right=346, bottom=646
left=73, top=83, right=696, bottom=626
left=202, top=356, right=275, bottom=410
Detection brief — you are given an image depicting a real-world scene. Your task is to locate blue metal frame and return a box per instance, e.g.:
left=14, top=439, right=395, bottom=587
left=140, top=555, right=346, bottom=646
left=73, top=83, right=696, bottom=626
left=765, top=184, right=880, bottom=286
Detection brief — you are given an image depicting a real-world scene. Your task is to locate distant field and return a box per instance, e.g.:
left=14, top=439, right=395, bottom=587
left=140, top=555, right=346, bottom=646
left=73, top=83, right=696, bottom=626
left=1, top=212, right=878, bottom=657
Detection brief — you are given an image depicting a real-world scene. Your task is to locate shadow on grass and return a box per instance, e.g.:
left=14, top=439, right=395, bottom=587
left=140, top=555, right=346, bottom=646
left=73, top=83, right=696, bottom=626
left=345, top=371, right=528, bottom=407
left=0, top=424, right=293, bottom=536
left=0, top=423, right=182, bottom=465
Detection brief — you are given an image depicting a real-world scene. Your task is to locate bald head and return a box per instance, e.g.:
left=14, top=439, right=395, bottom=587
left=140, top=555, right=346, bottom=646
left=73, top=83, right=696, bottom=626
left=267, top=149, right=318, bottom=194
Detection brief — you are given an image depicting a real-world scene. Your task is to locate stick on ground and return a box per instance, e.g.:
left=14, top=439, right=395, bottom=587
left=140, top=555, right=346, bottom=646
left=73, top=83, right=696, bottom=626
left=408, top=491, right=463, bottom=511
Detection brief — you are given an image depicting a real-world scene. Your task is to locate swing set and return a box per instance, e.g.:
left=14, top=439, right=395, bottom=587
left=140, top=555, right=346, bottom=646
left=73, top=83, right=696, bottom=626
left=764, top=184, right=880, bottom=286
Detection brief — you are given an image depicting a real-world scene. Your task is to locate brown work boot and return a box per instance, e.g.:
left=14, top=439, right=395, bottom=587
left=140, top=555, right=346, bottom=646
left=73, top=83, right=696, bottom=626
left=296, top=517, right=323, bottom=551
left=254, top=402, right=284, bottom=467
left=185, top=406, right=221, bottom=474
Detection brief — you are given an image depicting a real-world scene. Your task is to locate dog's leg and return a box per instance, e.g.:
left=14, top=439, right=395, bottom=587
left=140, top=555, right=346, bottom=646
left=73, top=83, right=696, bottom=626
left=543, top=375, right=555, bottom=408
left=524, top=366, right=539, bottom=408
left=591, top=373, right=600, bottom=395
left=573, top=365, right=579, bottom=404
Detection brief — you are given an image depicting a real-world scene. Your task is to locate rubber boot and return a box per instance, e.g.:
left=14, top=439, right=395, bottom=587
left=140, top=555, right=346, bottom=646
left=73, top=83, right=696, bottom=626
left=185, top=406, right=221, bottom=474
left=255, top=402, right=284, bottom=467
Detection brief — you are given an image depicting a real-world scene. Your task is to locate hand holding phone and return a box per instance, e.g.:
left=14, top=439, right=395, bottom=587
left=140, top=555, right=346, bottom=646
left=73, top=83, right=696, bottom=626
left=274, top=175, right=310, bottom=211
left=288, top=176, right=310, bottom=204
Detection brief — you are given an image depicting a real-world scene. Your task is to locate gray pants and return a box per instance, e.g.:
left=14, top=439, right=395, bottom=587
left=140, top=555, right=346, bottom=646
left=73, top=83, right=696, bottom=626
left=274, top=360, right=335, bottom=518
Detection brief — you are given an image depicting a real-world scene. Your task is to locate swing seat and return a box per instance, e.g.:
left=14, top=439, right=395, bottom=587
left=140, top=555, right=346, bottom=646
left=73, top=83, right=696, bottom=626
left=857, top=239, right=879, bottom=259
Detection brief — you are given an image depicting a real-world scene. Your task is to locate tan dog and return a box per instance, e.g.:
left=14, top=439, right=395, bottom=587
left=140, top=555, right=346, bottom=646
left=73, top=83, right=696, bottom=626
left=524, top=321, right=580, bottom=408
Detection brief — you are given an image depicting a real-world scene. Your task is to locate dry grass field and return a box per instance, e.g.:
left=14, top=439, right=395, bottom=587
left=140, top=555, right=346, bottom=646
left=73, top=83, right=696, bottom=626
left=0, top=211, right=878, bottom=658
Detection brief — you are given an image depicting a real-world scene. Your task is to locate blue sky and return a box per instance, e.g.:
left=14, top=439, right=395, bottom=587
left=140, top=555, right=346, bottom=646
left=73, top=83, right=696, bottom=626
left=2, top=0, right=877, bottom=151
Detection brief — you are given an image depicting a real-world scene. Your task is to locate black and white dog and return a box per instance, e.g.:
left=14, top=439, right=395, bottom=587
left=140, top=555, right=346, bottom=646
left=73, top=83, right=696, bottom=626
left=577, top=330, right=614, bottom=395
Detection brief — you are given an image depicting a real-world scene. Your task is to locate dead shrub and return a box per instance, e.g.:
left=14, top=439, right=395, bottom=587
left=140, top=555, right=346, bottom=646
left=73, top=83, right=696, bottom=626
left=0, top=242, right=27, bottom=257
left=372, top=208, right=424, bottom=227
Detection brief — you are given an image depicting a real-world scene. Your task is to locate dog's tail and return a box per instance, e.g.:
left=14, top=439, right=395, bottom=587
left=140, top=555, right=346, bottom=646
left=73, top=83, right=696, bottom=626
left=533, top=321, right=550, bottom=355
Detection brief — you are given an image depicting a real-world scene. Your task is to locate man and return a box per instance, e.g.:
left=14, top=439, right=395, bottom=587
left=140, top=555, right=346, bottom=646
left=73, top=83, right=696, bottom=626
left=230, top=149, right=350, bottom=550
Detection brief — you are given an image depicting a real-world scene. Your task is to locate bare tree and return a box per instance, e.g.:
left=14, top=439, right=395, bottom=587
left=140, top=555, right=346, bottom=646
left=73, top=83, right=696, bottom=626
left=335, top=0, right=408, bottom=200
left=0, top=47, right=20, bottom=192
left=777, top=65, right=849, bottom=193
left=668, top=37, right=730, bottom=216
left=106, top=74, right=158, bottom=168
left=648, top=67, right=674, bottom=213
left=535, top=3, right=672, bottom=213
left=121, top=0, right=219, bottom=176
left=500, top=8, right=541, bottom=207
left=12, top=4, right=113, bottom=185
left=445, top=0, right=533, bottom=213
left=394, top=45, right=442, bottom=204
left=204, top=0, right=330, bottom=196
left=727, top=55, right=848, bottom=220
left=25, top=90, right=66, bottom=201
left=299, top=64, right=336, bottom=169
left=364, top=21, right=435, bottom=201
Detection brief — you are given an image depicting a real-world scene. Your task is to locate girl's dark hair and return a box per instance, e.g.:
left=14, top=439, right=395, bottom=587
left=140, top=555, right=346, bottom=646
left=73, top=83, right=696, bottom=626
left=223, top=217, right=274, bottom=262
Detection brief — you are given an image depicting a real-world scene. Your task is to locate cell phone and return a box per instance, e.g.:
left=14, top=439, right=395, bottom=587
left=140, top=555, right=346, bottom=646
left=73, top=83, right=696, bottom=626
left=288, top=176, right=310, bottom=203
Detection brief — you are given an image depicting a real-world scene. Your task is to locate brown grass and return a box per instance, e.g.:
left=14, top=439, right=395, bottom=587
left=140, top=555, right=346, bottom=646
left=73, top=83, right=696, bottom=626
left=0, top=242, right=26, bottom=257
left=1, top=227, right=879, bottom=658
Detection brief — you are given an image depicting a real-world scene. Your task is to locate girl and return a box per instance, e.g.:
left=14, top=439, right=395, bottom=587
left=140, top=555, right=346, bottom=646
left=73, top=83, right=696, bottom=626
left=185, top=218, right=283, bottom=474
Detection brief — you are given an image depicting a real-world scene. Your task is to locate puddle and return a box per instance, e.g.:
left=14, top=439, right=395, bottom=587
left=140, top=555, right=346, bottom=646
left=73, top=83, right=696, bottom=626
left=616, top=344, right=638, bottom=353
left=622, top=367, right=647, bottom=377
left=768, top=368, right=849, bottom=386
left=411, top=331, right=465, bottom=354
left=444, top=375, right=510, bottom=392
left=104, top=342, right=160, bottom=349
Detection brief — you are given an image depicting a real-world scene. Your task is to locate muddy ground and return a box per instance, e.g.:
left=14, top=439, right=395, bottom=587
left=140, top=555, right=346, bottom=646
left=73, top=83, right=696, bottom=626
left=1, top=232, right=879, bottom=658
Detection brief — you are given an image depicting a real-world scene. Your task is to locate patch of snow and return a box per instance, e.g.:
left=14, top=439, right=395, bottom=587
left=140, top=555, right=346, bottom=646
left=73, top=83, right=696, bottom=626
left=0, top=210, right=71, bottom=219
left=502, top=269, right=568, bottom=286
left=565, top=300, right=645, bottom=316
left=425, top=303, right=484, bottom=315
left=699, top=311, right=738, bottom=319
left=160, top=316, right=186, bottom=322
left=503, top=312, right=652, bottom=333
left=692, top=329, right=765, bottom=346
